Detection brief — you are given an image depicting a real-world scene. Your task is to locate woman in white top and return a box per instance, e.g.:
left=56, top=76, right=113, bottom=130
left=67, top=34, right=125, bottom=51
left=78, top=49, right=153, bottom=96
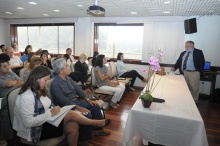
left=94, top=55, right=126, bottom=109
left=13, top=66, right=110, bottom=146
left=116, top=53, right=148, bottom=90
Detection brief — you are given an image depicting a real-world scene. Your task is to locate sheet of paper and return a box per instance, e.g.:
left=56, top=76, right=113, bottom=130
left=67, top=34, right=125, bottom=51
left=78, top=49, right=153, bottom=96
left=47, top=105, right=75, bottom=127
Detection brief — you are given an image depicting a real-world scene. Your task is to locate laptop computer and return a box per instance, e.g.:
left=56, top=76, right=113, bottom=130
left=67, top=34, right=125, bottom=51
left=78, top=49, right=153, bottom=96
left=204, top=61, right=211, bottom=71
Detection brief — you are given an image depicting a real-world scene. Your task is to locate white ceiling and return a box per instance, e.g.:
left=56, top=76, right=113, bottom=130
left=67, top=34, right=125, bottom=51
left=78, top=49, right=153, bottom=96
left=0, top=0, right=220, bottom=19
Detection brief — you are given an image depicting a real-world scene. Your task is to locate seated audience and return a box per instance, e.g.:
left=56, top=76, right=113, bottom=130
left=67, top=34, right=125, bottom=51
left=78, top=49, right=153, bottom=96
left=91, top=51, right=99, bottom=67
left=65, top=48, right=74, bottom=72
left=21, top=45, right=32, bottom=62
left=0, top=44, right=6, bottom=54
left=0, top=53, right=24, bottom=143
left=5, top=47, right=23, bottom=75
left=24, top=52, right=35, bottom=68
left=13, top=66, right=109, bottom=146
left=72, top=53, right=91, bottom=87
left=50, top=58, right=111, bottom=142
left=23, top=57, right=43, bottom=82
left=116, top=52, right=148, bottom=90
left=42, top=50, right=51, bottom=59
left=95, top=55, right=126, bottom=109
left=40, top=52, right=53, bottom=70
left=11, top=43, right=21, bottom=57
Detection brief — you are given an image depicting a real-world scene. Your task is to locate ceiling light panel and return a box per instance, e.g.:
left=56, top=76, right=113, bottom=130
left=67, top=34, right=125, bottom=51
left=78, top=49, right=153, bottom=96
left=0, top=0, right=220, bottom=18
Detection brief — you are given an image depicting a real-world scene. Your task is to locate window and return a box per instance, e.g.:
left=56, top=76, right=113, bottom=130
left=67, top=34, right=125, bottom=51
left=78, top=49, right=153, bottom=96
left=16, top=24, right=74, bottom=54
left=95, top=24, right=144, bottom=59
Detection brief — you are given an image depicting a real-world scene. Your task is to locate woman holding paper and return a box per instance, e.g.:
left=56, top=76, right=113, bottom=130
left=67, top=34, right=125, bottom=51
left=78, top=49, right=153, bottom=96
left=13, top=66, right=110, bottom=146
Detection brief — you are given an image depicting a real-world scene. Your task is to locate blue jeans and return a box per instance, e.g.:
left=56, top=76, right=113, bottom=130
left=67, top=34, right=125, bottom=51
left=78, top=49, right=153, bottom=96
left=72, top=99, right=103, bottom=120
left=72, top=100, right=103, bottom=141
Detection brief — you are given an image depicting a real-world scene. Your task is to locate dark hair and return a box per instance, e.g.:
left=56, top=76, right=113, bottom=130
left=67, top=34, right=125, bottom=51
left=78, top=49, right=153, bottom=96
left=42, top=50, right=49, bottom=54
left=95, top=54, right=105, bottom=68
left=24, top=45, right=32, bottom=54
left=40, top=52, right=48, bottom=58
left=117, top=52, right=123, bottom=60
left=0, top=44, right=5, bottom=49
left=27, top=52, right=35, bottom=62
left=0, top=53, right=10, bottom=67
left=93, top=51, right=99, bottom=58
left=66, top=48, right=72, bottom=52
left=19, top=66, right=51, bottom=98
left=92, top=51, right=99, bottom=66
left=63, top=54, right=70, bottom=60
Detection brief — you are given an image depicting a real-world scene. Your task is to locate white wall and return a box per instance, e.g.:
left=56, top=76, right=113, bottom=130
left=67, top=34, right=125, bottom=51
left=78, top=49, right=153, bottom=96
left=185, top=16, right=220, bottom=66
left=0, top=19, right=6, bottom=45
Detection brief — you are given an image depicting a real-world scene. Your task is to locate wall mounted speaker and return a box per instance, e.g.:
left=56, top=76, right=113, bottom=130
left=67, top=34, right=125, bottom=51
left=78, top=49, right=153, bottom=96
left=184, top=18, right=197, bottom=34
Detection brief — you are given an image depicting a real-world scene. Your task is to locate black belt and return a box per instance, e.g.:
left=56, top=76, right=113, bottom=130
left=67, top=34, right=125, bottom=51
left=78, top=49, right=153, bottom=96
left=185, top=70, right=197, bottom=72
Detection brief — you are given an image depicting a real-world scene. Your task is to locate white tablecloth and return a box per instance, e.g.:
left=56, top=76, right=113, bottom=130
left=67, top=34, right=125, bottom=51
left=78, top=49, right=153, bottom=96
left=122, top=74, right=208, bottom=146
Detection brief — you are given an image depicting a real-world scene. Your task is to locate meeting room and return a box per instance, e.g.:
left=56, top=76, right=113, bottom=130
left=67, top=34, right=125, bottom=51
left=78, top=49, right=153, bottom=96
left=0, top=0, right=220, bottom=146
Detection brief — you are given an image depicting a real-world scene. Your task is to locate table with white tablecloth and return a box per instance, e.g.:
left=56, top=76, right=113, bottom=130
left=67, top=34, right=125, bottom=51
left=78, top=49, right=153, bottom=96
left=122, top=74, right=208, bottom=146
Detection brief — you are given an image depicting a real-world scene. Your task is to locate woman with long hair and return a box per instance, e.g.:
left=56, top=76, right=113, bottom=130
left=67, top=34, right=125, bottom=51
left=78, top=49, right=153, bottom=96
left=40, top=52, right=53, bottom=70
left=94, top=55, right=125, bottom=109
left=23, top=57, right=43, bottom=81
left=91, top=51, right=99, bottom=67
left=13, top=66, right=110, bottom=146
left=21, top=45, right=32, bottom=62
left=116, top=52, right=148, bottom=90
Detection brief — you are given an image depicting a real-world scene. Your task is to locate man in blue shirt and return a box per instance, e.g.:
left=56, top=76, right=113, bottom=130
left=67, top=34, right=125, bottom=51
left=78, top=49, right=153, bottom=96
left=50, top=58, right=111, bottom=144
left=171, top=41, right=205, bottom=103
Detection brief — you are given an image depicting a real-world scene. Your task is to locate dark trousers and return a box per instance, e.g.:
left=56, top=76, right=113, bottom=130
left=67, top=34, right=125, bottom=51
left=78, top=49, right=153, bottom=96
left=72, top=100, right=103, bottom=141
left=120, top=70, right=144, bottom=87
left=78, top=113, right=93, bottom=141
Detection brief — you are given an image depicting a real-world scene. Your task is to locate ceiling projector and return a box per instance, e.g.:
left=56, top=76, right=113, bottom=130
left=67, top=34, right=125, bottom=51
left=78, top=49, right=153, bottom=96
left=87, top=0, right=105, bottom=16
left=88, top=5, right=105, bottom=15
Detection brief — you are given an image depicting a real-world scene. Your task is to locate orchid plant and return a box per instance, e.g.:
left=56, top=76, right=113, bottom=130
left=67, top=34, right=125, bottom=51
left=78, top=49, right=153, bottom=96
left=139, top=48, right=163, bottom=101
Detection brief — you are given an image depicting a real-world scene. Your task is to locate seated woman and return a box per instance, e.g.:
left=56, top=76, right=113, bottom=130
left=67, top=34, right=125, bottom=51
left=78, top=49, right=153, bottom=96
left=24, top=52, right=35, bottom=68
left=23, top=57, right=43, bottom=82
left=74, top=53, right=91, bottom=84
left=21, top=45, right=32, bottom=62
left=116, top=53, right=148, bottom=90
left=91, top=51, right=99, bottom=67
left=40, top=52, right=53, bottom=70
left=94, top=55, right=126, bottom=109
left=13, top=65, right=110, bottom=146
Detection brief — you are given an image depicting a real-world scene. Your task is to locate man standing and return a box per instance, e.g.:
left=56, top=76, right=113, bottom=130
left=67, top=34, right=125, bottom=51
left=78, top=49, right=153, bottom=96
left=50, top=58, right=110, bottom=145
left=171, top=41, right=205, bottom=103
